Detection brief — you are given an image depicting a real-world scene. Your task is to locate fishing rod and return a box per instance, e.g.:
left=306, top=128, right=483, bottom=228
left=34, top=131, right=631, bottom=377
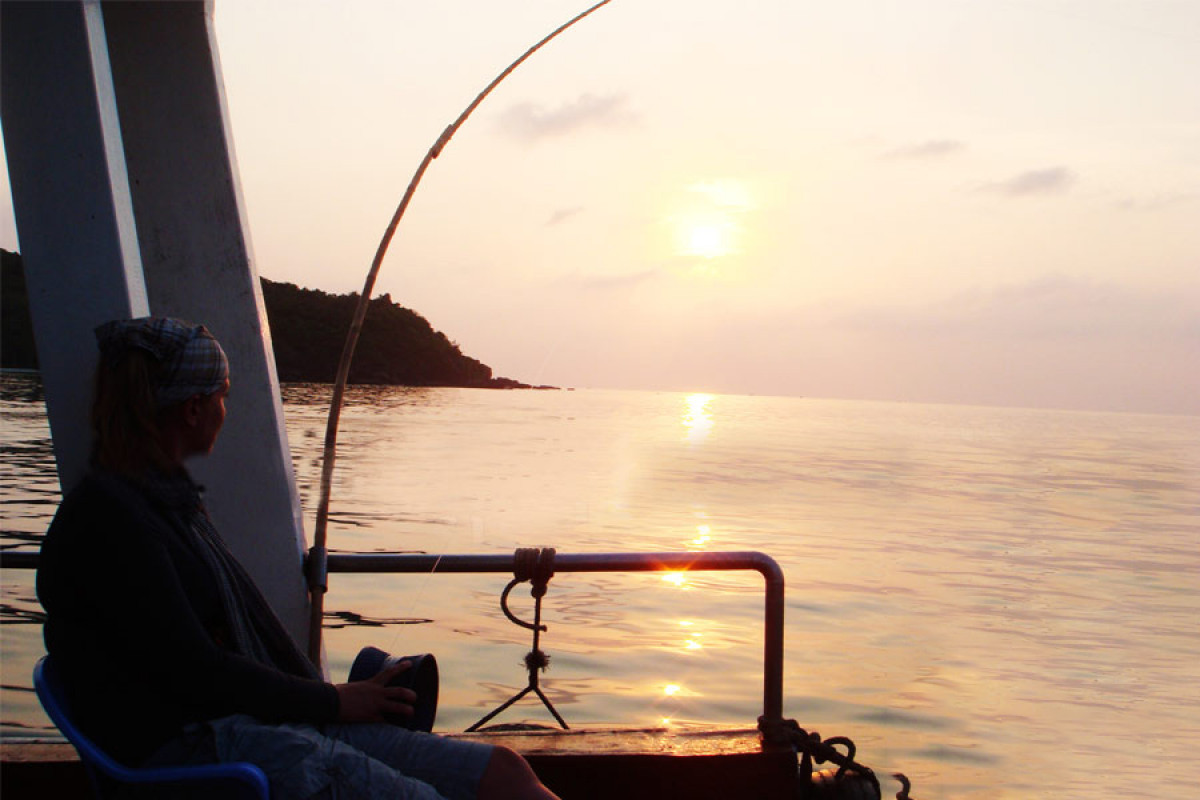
left=306, top=1, right=614, bottom=666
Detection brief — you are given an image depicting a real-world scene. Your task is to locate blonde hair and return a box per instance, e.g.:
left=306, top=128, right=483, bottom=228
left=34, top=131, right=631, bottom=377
left=90, top=348, right=174, bottom=474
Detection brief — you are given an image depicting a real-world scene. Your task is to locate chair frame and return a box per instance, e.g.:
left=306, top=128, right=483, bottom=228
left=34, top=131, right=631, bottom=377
left=33, top=655, right=269, bottom=799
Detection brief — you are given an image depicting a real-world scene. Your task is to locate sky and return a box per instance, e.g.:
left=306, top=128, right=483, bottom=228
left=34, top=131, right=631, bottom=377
left=3, top=0, right=1198, bottom=415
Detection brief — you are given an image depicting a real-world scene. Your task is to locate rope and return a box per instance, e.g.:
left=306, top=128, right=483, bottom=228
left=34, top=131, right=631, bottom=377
left=780, top=720, right=915, bottom=798
left=532, top=547, right=555, bottom=598
left=780, top=719, right=883, bottom=796
left=467, top=548, right=568, bottom=731
left=512, top=547, right=539, bottom=582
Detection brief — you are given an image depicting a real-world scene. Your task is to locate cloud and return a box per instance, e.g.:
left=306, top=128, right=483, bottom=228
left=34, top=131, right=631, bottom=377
left=979, top=167, right=1075, bottom=196
left=546, top=206, right=584, bottom=226
left=829, top=278, right=1200, bottom=414
left=497, top=93, right=636, bottom=141
left=1117, top=191, right=1198, bottom=212
left=883, top=139, right=966, bottom=160
left=564, top=269, right=661, bottom=292
left=836, top=276, right=1200, bottom=342
left=476, top=273, right=1198, bottom=414
left=642, top=277, right=1200, bottom=413
left=686, top=179, right=756, bottom=211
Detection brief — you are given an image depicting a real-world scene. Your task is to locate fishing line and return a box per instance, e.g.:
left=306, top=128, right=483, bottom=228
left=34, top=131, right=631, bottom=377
left=382, top=553, right=444, bottom=655
left=306, top=0, right=614, bottom=665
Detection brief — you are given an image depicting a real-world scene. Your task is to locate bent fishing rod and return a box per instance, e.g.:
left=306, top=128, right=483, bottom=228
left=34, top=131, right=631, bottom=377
left=306, top=1, right=613, bottom=666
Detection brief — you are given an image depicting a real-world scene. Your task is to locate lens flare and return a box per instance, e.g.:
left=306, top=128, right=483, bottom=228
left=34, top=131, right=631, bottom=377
left=662, top=571, right=687, bottom=587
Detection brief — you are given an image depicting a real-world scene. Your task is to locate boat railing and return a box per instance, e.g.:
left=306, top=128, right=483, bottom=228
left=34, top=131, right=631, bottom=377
left=0, top=549, right=787, bottom=743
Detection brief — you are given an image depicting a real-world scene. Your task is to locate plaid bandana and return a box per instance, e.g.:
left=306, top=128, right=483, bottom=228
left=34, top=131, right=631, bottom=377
left=95, top=317, right=229, bottom=408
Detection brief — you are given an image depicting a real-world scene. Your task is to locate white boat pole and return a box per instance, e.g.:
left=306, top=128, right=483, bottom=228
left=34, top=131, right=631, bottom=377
left=2, top=1, right=314, bottom=657
left=1, top=0, right=150, bottom=490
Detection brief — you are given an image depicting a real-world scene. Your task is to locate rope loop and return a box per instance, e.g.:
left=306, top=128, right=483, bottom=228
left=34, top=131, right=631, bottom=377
left=499, top=579, right=543, bottom=632
left=823, top=735, right=856, bottom=780
left=511, top=547, right=556, bottom=598
left=531, top=547, right=555, bottom=598
left=513, top=548, right=540, bottom=583
left=467, top=546, right=569, bottom=731
left=779, top=718, right=885, bottom=796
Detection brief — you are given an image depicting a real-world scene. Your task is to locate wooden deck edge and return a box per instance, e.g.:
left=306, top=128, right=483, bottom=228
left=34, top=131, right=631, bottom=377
left=457, top=727, right=796, bottom=800
left=1, top=743, right=90, bottom=799
left=2, top=731, right=799, bottom=800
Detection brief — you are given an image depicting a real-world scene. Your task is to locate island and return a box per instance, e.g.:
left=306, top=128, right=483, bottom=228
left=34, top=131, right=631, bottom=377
left=2, top=249, right=552, bottom=390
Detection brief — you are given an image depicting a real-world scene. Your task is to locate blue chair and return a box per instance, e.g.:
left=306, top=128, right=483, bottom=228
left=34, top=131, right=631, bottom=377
left=33, top=655, right=269, bottom=799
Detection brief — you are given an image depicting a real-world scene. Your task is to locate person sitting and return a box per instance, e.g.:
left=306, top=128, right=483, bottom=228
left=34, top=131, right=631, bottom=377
left=36, top=316, right=559, bottom=800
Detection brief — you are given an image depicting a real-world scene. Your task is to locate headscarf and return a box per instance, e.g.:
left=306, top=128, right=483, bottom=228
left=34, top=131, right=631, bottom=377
left=94, top=317, right=229, bottom=408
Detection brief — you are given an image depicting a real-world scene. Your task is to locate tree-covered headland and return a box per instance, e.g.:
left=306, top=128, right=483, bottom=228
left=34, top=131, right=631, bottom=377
left=2, top=250, right=545, bottom=389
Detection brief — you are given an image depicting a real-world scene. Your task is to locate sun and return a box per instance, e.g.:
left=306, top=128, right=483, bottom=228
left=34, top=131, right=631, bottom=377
left=667, top=179, right=754, bottom=262
left=682, top=221, right=733, bottom=259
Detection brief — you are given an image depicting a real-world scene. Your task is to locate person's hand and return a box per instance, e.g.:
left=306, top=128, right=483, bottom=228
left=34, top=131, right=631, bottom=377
left=334, top=660, right=417, bottom=723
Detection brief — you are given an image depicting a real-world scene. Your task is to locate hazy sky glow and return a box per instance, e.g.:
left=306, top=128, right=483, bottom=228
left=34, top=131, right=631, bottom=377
left=3, top=0, right=1198, bottom=414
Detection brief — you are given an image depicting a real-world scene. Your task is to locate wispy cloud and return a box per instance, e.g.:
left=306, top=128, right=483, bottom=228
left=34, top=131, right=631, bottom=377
left=979, top=167, right=1075, bottom=196
left=883, top=139, right=966, bottom=160
left=812, top=276, right=1200, bottom=413
left=546, top=206, right=584, bottom=226
left=837, top=276, right=1199, bottom=341
left=1117, top=191, right=1198, bottom=212
left=566, top=269, right=660, bottom=291
left=497, top=93, right=637, bottom=141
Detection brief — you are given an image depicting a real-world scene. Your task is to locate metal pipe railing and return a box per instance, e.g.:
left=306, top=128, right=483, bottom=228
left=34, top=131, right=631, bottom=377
left=1, top=552, right=40, bottom=570
left=325, top=550, right=786, bottom=734
left=1, top=549, right=787, bottom=738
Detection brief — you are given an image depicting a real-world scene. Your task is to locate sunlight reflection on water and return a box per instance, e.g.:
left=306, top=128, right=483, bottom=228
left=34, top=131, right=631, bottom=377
left=2, top=376, right=1199, bottom=798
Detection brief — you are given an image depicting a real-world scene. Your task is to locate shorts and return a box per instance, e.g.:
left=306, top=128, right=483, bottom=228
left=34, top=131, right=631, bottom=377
left=143, top=714, right=494, bottom=800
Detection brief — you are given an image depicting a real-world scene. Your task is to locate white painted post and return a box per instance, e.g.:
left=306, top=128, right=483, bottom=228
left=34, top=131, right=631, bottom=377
left=2, top=1, right=315, bottom=657
left=98, top=1, right=314, bottom=655
left=1, top=1, right=149, bottom=490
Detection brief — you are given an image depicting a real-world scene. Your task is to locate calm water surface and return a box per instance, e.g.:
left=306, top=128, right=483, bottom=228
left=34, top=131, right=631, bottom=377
left=3, top=375, right=1198, bottom=799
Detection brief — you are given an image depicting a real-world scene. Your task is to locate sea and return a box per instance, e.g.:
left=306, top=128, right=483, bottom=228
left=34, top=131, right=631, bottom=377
left=2, top=374, right=1198, bottom=799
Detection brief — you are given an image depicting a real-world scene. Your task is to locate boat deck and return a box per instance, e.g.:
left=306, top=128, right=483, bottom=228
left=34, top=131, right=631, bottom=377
left=2, top=726, right=797, bottom=800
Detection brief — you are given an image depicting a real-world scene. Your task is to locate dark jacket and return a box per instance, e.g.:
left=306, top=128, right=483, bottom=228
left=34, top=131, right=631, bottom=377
left=37, top=472, right=339, bottom=765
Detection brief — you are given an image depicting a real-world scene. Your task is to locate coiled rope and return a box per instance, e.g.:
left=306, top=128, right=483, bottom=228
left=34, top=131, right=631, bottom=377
left=775, top=718, right=913, bottom=799
left=778, top=719, right=880, bottom=791
left=467, top=547, right=567, bottom=731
